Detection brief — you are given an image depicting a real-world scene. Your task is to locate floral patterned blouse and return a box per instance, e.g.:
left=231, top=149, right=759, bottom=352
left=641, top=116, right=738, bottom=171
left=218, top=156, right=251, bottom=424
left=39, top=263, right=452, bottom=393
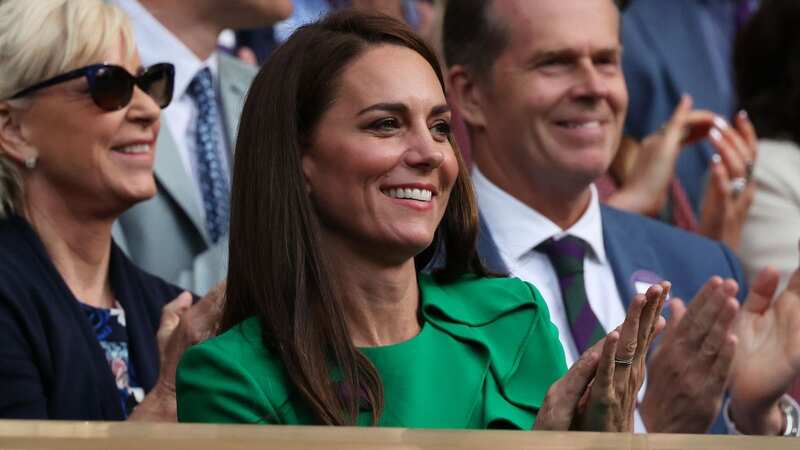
left=79, top=301, right=145, bottom=417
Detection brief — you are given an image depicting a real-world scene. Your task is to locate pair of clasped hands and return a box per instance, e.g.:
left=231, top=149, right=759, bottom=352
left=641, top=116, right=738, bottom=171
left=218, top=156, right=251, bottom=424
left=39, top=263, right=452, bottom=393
left=534, top=282, right=671, bottom=432
left=608, top=95, right=758, bottom=252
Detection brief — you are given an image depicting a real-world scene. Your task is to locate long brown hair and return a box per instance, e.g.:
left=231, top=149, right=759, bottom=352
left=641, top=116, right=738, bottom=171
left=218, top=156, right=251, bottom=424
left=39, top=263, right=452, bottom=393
left=222, top=10, right=486, bottom=426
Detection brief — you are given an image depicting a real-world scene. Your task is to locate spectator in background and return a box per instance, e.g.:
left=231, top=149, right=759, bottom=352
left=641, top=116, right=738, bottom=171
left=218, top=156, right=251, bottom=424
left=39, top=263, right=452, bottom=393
left=736, top=0, right=800, bottom=401
left=110, top=0, right=292, bottom=295
left=237, top=0, right=424, bottom=66
left=602, top=95, right=758, bottom=253
left=622, top=0, right=760, bottom=214
left=444, top=0, right=800, bottom=435
left=0, top=0, right=220, bottom=420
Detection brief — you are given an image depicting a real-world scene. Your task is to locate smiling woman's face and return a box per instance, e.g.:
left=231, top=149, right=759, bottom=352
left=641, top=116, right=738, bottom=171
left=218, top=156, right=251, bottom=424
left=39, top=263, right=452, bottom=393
left=302, top=44, right=458, bottom=264
left=13, top=38, right=161, bottom=216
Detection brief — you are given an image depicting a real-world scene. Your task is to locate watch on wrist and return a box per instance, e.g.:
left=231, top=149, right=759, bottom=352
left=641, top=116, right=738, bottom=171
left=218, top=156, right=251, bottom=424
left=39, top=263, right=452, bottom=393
left=778, top=395, right=800, bottom=437
left=724, top=394, right=800, bottom=436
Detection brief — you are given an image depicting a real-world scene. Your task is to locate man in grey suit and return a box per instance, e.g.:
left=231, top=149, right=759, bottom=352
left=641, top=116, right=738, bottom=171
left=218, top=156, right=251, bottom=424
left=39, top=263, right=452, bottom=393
left=111, top=0, right=292, bottom=293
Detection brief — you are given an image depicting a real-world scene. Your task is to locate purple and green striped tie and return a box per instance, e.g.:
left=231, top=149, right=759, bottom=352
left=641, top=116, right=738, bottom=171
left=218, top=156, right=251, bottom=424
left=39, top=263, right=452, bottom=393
left=537, top=236, right=606, bottom=355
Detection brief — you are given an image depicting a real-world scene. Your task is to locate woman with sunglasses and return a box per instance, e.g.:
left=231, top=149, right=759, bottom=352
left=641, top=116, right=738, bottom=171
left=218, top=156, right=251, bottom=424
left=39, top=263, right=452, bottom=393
left=0, top=0, right=220, bottom=421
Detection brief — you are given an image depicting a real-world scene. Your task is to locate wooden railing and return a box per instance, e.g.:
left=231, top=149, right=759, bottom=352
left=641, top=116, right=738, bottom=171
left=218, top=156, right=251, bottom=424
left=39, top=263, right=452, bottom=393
left=0, top=420, right=797, bottom=449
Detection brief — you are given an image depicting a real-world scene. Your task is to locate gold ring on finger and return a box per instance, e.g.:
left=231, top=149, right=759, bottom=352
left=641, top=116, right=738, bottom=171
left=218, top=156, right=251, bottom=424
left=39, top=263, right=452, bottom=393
left=614, top=356, right=634, bottom=366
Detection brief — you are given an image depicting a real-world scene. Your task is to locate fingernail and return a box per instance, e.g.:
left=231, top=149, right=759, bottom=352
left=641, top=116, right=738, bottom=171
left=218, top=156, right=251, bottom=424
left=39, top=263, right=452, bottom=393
left=712, top=116, right=730, bottom=129
left=709, top=127, right=722, bottom=141
left=738, top=109, right=749, bottom=120
left=711, top=153, right=722, bottom=164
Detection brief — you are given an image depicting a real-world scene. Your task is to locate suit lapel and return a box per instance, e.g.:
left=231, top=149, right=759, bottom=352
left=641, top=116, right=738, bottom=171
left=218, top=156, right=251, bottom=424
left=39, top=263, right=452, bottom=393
left=153, top=126, right=210, bottom=243
left=601, top=206, right=664, bottom=309
left=152, top=55, right=254, bottom=246
left=217, top=54, right=253, bottom=153
left=476, top=213, right=510, bottom=275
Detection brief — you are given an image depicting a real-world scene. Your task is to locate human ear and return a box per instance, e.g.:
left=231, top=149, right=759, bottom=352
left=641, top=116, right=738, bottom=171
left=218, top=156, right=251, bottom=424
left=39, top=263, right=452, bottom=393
left=0, top=102, right=38, bottom=167
left=447, top=65, right=489, bottom=129
left=300, top=151, right=314, bottom=195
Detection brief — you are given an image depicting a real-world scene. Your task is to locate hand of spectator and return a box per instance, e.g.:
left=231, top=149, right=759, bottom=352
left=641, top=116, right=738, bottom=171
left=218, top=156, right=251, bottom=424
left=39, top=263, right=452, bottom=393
left=729, top=266, right=800, bottom=435
left=698, top=111, right=758, bottom=251
left=130, top=284, right=226, bottom=421
left=236, top=46, right=258, bottom=66
left=640, top=277, right=740, bottom=433
left=607, top=96, right=715, bottom=216
left=534, top=283, right=668, bottom=431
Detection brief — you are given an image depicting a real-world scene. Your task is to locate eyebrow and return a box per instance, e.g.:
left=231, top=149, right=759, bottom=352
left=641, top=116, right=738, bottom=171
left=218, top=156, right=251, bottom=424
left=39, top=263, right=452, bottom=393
left=530, top=47, right=620, bottom=63
left=357, top=102, right=451, bottom=117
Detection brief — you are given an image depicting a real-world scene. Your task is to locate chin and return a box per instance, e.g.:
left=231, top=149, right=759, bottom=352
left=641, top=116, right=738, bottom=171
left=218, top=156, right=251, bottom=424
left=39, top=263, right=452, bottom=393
left=384, top=234, right=435, bottom=261
left=116, top=183, right=157, bottom=207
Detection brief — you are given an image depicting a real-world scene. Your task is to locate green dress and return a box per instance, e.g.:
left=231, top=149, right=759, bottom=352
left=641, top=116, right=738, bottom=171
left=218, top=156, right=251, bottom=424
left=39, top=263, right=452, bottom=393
left=176, top=273, right=567, bottom=429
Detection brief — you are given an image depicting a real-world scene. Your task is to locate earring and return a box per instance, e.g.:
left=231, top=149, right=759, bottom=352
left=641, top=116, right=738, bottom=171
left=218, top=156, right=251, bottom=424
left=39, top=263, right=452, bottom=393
left=24, top=156, right=37, bottom=169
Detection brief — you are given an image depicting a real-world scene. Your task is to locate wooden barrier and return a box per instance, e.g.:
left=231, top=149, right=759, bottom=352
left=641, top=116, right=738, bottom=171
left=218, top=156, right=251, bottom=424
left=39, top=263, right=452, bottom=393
left=0, top=420, right=797, bottom=450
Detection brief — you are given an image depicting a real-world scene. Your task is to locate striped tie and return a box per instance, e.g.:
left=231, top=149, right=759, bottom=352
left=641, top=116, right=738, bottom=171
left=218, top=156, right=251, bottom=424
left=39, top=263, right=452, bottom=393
left=537, top=236, right=606, bottom=354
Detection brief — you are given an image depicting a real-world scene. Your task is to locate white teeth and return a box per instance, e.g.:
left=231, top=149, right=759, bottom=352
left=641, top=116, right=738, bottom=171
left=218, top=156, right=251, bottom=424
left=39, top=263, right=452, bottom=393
left=114, top=144, right=149, bottom=154
left=563, top=121, right=601, bottom=129
left=383, top=188, right=433, bottom=202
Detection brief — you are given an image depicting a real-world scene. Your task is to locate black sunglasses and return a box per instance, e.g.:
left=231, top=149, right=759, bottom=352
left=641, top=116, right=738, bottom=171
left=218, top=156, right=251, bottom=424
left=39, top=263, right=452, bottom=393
left=9, top=63, right=175, bottom=111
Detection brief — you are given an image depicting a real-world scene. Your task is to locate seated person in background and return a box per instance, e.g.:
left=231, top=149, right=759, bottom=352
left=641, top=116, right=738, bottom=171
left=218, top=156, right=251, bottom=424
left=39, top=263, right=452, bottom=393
left=176, top=11, right=668, bottom=430
left=0, top=0, right=220, bottom=420
left=737, top=0, right=800, bottom=291
left=621, top=0, right=759, bottom=212
left=602, top=95, right=758, bottom=253
left=236, top=0, right=422, bottom=65
left=110, top=0, right=291, bottom=295
left=735, top=0, right=800, bottom=400
left=444, top=0, right=800, bottom=435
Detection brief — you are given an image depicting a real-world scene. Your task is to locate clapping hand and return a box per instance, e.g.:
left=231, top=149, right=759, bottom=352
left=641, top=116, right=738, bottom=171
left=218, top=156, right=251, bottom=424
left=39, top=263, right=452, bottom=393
left=640, top=277, right=740, bottom=432
left=729, top=266, right=800, bottom=434
left=130, top=283, right=226, bottom=421
left=534, top=282, right=669, bottom=431
left=699, top=111, right=759, bottom=251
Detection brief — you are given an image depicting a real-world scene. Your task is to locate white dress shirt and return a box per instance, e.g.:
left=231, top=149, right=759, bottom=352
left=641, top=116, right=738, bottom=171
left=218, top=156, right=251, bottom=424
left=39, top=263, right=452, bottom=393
left=473, top=167, right=647, bottom=432
left=113, top=0, right=232, bottom=216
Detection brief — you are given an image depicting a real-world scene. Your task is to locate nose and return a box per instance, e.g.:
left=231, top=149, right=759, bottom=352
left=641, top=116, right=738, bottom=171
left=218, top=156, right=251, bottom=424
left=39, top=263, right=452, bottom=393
left=571, top=60, right=610, bottom=100
left=403, top=126, right=446, bottom=171
left=126, top=85, right=160, bottom=128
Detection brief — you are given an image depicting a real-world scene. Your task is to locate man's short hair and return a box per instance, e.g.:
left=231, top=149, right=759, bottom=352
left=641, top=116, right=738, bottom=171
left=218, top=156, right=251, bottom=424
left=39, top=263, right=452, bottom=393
left=442, top=0, right=509, bottom=80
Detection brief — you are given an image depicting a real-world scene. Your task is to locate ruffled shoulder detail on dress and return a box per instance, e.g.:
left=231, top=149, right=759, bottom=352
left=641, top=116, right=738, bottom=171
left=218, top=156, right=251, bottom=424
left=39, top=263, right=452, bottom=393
left=418, top=273, right=567, bottom=429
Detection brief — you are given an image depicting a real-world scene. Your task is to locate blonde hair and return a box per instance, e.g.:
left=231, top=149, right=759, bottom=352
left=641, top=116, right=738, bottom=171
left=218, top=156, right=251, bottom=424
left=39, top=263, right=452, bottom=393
left=0, top=0, right=136, bottom=217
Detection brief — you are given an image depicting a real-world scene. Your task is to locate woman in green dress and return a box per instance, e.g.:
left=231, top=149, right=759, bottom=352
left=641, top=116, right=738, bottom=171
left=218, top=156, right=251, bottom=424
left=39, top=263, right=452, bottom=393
left=176, top=11, right=667, bottom=431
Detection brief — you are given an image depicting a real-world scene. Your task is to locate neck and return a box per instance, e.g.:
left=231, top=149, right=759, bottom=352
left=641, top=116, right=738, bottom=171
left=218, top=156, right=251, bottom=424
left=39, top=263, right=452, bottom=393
left=472, top=133, right=592, bottom=230
left=322, top=236, right=421, bottom=348
left=139, top=0, right=221, bottom=60
left=22, top=183, right=115, bottom=309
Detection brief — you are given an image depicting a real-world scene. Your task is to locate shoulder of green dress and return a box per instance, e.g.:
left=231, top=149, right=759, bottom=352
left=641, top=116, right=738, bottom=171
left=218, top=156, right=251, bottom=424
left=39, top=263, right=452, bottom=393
left=177, top=316, right=295, bottom=423
left=418, top=273, right=546, bottom=326
left=179, top=317, right=289, bottom=393
left=193, top=316, right=269, bottom=358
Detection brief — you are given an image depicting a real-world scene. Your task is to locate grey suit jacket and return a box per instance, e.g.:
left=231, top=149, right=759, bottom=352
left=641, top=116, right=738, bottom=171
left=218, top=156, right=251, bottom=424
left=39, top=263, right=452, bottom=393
left=114, top=53, right=257, bottom=294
